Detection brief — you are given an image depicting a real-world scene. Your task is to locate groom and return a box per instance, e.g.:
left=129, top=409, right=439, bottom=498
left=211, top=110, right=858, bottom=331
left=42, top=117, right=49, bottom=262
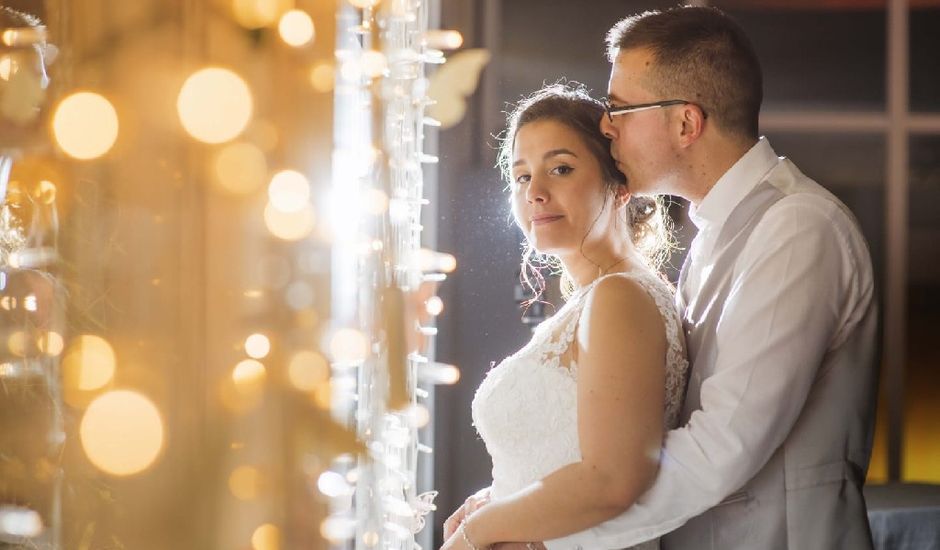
left=537, top=6, right=878, bottom=550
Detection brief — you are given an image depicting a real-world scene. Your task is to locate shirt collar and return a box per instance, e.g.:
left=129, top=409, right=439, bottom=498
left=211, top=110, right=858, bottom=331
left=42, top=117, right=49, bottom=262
left=688, top=137, right=780, bottom=231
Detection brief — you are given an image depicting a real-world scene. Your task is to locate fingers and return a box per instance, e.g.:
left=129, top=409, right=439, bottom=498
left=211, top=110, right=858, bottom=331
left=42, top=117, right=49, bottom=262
left=442, top=504, right=466, bottom=541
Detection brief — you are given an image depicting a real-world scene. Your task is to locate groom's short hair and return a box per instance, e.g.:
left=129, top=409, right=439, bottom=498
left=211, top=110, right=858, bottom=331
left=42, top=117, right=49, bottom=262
left=607, top=7, right=762, bottom=140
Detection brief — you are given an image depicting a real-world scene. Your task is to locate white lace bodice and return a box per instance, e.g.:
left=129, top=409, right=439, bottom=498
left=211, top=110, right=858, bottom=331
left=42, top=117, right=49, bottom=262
left=471, top=270, right=690, bottom=549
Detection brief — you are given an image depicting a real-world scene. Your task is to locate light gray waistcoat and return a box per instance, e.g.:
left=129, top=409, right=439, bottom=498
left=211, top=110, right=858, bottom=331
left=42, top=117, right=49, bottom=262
left=663, top=171, right=879, bottom=550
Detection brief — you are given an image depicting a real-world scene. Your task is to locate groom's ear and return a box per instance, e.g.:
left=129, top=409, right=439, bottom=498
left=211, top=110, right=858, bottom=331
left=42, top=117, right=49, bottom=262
left=677, top=104, right=706, bottom=146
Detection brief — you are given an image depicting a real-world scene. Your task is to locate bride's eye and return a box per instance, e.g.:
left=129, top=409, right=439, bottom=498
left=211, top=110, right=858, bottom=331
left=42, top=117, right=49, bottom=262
left=550, top=164, right=573, bottom=176
left=514, top=173, right=531, bottom=185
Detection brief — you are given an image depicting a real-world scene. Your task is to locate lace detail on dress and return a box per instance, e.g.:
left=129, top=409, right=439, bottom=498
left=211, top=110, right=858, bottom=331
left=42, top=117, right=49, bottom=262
left=471, top=269, right=690, bottom=550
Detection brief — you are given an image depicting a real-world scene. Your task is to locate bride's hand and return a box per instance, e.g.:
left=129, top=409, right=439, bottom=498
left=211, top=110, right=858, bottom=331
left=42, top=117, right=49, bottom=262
left=442, top=486, right=492, bottom=540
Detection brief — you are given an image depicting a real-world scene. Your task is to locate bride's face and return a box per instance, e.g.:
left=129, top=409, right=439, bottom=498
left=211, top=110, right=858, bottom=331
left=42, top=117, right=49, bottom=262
left=510, top=119, right=617, bottom=256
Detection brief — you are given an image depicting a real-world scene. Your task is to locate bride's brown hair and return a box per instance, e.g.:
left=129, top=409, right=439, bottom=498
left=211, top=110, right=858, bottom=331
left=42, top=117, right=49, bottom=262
left=496, top=82, right=675, bottom=302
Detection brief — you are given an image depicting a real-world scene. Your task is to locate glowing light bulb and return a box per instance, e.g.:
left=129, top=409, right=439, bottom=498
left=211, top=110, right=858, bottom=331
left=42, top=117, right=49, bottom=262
left=52, top=92, right=119, bottom=160
left=244, top=333, right=271, bottom=359
left=424, top=30, right=464, bottom=50
left=278, top=9, right=315, bottom=47
left=80, top=390, right=164, bottom=476
left=425, top=296, right=444, bottom=316
left=177, top=68, right=253, bottom=144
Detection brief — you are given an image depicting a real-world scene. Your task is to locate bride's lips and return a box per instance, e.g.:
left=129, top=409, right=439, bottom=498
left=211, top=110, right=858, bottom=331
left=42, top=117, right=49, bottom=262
left=531, top=214, right=564, bottom=226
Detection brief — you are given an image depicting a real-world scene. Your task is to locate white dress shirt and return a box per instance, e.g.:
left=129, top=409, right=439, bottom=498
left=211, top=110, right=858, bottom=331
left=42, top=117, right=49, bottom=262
left=545, top=137, right=876, bottom=549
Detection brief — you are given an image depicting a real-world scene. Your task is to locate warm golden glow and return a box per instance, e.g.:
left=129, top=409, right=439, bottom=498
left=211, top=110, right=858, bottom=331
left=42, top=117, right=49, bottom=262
left=363, top=188, right=389, bottom=215
left=251, top=523, right=280, bottom=550
left=309, top=62, right=335, bottom=93
left=62, top=334, right=117, bottom=391
left=348, top=0, right=380, bottom=8
left=287, top=350, right=329, bottom=391
left=52, top=92, right=119, bottom=160
left=212, top=142, right=267, bottom=195
left=228, top=465, right=262, bottom=500
left=360, top=50, right=387, bottom=78
left=36, top=180, right=57, bottom=205
left=425, top=295, right=444, bottom=316
left=232, top=0, right=290, bottom=29
left=244, top=333, right=271, bottom=359
left=328, top=328, right=368, bottom=364
left=267, top=170, right=310, bottom=213
left=277, top=10, right=315, bottom=47
left=263, top=202, right=315, bottom=241
left=232, top=359, right=266, bottom=388
left=417, top=248, right=457, bottom=273
left=424, top=30, right=464, bottom=50
left=313, top=380, right=332, bottom=409
left=0, top=55, right=15, bottom=80
left=7, top=331, right=28, bottom=357
left=177, top=68, right=253, bottom=144
left=37, top=331, right=64, bottom=357
left=362, top=531, right=380, bottom=547
left=80, top=390, right=164, bottom=476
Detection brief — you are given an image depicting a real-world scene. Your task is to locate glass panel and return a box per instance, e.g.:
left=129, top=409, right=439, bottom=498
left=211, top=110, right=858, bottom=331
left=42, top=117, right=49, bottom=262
left=905, top=135, right=940, bottom=482
left=910, top=8, right=940, bottom=112
left=721, top=6, right=886, bottom=112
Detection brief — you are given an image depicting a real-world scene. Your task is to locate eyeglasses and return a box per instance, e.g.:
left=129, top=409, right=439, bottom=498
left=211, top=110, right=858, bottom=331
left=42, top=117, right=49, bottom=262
left=602, top=98, right=708, bottom=122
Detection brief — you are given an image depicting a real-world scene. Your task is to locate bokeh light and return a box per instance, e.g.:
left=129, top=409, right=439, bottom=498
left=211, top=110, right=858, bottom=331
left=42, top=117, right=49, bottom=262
left=328, top=328, right=368, bottom=364
left=267, top=170, right=310, bottom=213
left=278, top=9, right=315, bottom=47
left=80, top=390, right=164, bottom=476
left=0, top=55, right=15, bottom=80
left=245, top=333, right=271, bottom=359
left=232, top=0, right=290, bottom=29
left=263, top=202, right=316, bottom=241
left=232, top=358, right=266, bottom=388
left=309, top=62, right=335, bottom=93
left=6, top=331, right=27, bottom=357
left=317, top=471, right=351, bottom=497
left=37, top=331, right=64, bottom=356
left=62, top=334, right=117, bottom=391
left=229, top=465, right=263, bottom=500
left=251, top=523, right=280, bottom=550
left=52, top=92, right=119, bottom=160
left=212, top=142, right=267, bottom=195
left=287, top=350, right=329, bottom=391
left=425, top=295, right=444, bottom=316
left=424, top=30, right=464, bottom=50
left=177, top=68, right=253, bottom=144
left=348, top=0, right=380, bottom=8
left=360, top=50, right=387, bottom=78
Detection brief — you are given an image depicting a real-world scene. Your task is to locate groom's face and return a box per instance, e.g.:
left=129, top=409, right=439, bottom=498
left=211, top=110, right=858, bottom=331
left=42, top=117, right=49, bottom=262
left=601, top=48, right=678, bottom=195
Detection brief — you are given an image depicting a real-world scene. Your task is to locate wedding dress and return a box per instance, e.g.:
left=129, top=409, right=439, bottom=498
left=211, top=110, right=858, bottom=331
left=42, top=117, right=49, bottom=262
left=471, top=270, right=690, bottom=550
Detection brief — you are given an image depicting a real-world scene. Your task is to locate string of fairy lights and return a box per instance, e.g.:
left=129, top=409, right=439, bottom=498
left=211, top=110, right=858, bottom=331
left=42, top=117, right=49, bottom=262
left=1, top=1, right=465, bottom=549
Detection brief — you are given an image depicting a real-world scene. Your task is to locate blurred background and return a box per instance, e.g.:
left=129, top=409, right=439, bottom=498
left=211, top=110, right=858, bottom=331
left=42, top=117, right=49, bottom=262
left=0, top=0, right=937, bottom=549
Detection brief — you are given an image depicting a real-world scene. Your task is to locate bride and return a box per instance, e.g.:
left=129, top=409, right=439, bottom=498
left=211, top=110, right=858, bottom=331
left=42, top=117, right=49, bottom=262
left=439, top=83, right=689, bottom=550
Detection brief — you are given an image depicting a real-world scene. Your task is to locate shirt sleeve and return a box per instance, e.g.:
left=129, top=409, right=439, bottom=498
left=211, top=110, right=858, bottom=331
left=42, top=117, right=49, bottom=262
left=546, top=198, right=865, bottom=550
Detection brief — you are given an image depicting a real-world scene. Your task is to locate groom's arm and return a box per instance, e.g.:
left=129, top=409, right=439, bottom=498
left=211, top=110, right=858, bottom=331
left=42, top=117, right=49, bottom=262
left=546, top=199, right=873, bottom=549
